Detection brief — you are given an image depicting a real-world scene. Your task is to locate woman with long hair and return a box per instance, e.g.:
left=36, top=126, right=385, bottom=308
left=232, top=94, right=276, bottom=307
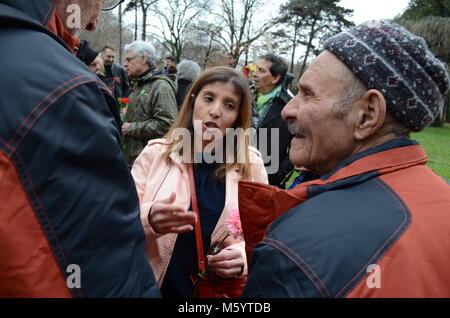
left=131, top=66, right=268, bottom=298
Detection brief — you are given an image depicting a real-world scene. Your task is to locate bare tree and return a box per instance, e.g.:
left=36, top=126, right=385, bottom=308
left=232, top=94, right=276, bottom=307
left=191, top=22, right=224, bottom=68
left=124, top=0, right=159, bottom=40
left=80, top=11, right=134, bottom=63
left=147, top=0, right=209, bottom=61
left=277, top=0, right=354, bottom=77
left=214, top=0, right=275, bottom=67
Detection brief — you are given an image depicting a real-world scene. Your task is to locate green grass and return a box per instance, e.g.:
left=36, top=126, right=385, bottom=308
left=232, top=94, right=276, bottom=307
left=411, top=125, right=450, bottom=179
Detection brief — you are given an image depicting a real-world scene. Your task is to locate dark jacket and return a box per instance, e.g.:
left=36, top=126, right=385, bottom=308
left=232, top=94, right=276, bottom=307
left=254, top=88, right=294, bottom=188
left=176, top=78, right=192, bottom=109
left=0, top=0, right=159, bottom=298
left=124, top=72, right=178, bottom=167
left=103, top=63, right=131, bottom=100
left=240, top=138, right=450, bottom=297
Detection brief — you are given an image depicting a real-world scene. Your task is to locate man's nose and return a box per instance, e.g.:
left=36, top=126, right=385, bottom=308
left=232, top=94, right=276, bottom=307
left=281, top=98, right=296, bottom=122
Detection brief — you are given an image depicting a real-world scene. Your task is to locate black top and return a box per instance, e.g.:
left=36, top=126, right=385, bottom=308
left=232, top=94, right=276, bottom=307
left=161, top=162, right=225, bottom=298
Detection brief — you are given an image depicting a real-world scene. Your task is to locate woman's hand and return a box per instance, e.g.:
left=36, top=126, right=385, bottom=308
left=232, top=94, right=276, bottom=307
left=148, top=192, right=197, bottom=235
left=206, top=246, right=245, bottom=279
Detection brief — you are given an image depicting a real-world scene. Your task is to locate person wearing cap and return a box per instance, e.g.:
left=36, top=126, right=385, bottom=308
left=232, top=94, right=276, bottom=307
left=240, top=20, right=450, bottom=298
left=77, top=40, right=103, bottom=75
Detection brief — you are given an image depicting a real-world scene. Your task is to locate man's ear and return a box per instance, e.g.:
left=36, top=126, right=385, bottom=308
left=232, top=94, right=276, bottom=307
left=141, top=55, right=148, bottom=65
left=354, top=89, right=387, bottom=140
left=272, top=74, right=282, bottom=85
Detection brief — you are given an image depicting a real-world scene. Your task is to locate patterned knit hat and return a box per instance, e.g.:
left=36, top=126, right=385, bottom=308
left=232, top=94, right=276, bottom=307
left=324, top=20, right=449, bottom=132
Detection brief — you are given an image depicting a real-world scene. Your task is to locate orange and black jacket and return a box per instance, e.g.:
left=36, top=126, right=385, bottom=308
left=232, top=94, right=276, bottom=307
left=239, top=138, right=450, bottom=297
left=0, top=0, right=159, bottom=297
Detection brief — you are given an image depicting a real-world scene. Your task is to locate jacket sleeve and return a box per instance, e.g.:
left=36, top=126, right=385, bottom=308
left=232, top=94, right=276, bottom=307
left=242, top=241, right=320, bottom=298
left=130, top=144, right=163, bottom=238
left=121, top=68, right=131, bottom=98
left=127, top=80, right=178, bottom=139
left=13, top=79, right=159, bottom=297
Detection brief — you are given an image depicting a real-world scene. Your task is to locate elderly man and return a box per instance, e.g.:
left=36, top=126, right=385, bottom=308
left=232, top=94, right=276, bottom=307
left=0, top=0, right=159, bottom=297
left=122, top=41, right=178, bottom=168
left=240, top=20, right=450, bottom=298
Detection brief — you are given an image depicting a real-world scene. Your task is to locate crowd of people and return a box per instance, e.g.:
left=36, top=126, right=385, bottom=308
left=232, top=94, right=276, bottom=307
left=1, top=0, right=450, bottom=299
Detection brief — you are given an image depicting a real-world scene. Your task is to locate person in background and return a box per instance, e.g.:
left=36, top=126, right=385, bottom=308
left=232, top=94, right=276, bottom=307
left=122, top=40, right=178, bottom=168
left=76, top=40, right=103, bottom=76
left=176, top=59, right=202, bottom=109
left=131, top=67, right=268, bottom=298
left=240, top=20, right=450, bottom=298
left=164, top=55, right=177, bottom=75
left=101, top=45, right=131, bottom=100
left=252, top=54, right=293, bottom=188
left=0, top=0, right=159, bottom=297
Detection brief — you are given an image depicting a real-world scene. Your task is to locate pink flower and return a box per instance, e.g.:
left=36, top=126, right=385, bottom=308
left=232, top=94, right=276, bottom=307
left=225, top=208, right=244, bottom=241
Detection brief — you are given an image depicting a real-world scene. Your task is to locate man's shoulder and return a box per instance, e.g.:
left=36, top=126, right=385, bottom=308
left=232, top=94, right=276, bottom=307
left=146, top=75, right=177, bottom=94
left=112, top=63, right=126, bottom=73
left=262, top=176, right=411, bottom=296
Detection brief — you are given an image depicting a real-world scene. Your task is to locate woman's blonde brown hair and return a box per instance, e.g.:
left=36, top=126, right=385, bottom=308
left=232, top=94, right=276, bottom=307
left=164, top=66, right=253, bottom=180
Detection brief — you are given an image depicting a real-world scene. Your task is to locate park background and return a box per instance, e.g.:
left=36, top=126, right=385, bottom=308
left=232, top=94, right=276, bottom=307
left=83, top=0, right=450, bottom=178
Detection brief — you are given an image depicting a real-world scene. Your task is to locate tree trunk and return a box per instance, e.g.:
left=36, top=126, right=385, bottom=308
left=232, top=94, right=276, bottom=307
left=119, top=2, right=123, bottom=64
left=134, top=4, right=138, bottom=41
left=203, top=37, right=213, bottom=68
left=142, top=11, right=147, bottom=40
left=299, top=18, right=317, bottom=77
left=291, top=26, right=298, bottom=73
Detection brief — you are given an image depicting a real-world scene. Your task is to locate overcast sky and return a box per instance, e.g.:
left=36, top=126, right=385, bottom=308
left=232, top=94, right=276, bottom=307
left=339, top=0, right=410, bottom=24
left=264, top=0, right=411, bottom=26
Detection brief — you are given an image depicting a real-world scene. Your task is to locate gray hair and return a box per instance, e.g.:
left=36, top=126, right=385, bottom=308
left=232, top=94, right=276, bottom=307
left=333, top=72, right=410, bottom=137
left=124, top=41, right=156, bottom=68
left=332, top=73, right=367, bottom=119
left=177, top=60, right=201, bottom=82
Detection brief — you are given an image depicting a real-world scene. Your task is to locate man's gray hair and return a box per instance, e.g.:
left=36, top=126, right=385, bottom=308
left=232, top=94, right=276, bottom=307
left=124, top=41, right=156, bottom=68
left=333, top=72, right=411, bottom=137
left=332, top=73, right=366, bottom=119
left=177, top=60, right=201, bottom=82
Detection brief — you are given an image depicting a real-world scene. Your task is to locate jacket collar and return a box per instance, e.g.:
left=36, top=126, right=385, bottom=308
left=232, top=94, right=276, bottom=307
left=0, top=1, right=77, bottom=54
left=238, top=137, right=428, bottom=263
left=242, top=137, right=428, bottom=212
left=258, top=88, right=292, bottom=128
left=45, top=10, right=80, bottom=54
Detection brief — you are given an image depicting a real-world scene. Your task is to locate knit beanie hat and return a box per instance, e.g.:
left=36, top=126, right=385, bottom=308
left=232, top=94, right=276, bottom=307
left=324, top=20, right=449, bottom=132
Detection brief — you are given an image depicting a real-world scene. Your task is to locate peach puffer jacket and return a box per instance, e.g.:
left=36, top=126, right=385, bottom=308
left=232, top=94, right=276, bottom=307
left=131, top=139, right=268, bottom=287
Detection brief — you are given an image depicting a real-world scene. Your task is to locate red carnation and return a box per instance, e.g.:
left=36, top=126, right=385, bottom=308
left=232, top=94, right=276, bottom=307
left=121, top=98, right=130, bottom=104
left=114, top=77, right=119, bottom=83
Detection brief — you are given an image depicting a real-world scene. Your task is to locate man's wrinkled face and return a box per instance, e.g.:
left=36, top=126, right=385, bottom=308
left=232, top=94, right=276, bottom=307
left=281, top=51, right=360, bottom=176
left=54, top=0, right=103, bottom=36
left=102, top=48, right=116, bottom=66
left=124, top=51, right=148, bottom=79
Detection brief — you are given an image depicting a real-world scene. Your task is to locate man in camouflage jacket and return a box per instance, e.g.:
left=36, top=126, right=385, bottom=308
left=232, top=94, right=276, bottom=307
left=122, top=41, right=178, bottom=168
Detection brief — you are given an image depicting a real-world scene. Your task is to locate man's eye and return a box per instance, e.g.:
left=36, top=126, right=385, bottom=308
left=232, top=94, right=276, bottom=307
left=300, top=88, right=310, bottom=96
